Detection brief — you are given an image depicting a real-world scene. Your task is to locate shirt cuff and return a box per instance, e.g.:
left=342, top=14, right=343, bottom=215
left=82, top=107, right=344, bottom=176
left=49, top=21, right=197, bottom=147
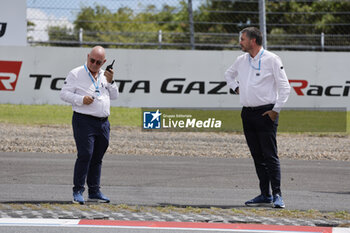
left=75, top=95, right=84, bottom=106
left=108, top=80, right=117, bottom=88
left=272, top=107, right=281, bottom=113
left=228, top=83, right=238, bottom=93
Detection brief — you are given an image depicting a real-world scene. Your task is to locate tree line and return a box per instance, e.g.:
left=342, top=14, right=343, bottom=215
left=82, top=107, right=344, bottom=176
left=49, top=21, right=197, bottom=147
left=43, top=0, right=350, bottom=49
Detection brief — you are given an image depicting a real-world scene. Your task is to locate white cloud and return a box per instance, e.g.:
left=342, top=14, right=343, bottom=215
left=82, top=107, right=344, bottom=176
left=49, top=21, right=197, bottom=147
left=27, top=8, right=74, bottom=41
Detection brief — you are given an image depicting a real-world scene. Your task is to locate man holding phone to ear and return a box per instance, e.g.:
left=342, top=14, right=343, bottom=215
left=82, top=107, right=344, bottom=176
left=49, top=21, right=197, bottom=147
left=60, top=46, right=119, bottom=204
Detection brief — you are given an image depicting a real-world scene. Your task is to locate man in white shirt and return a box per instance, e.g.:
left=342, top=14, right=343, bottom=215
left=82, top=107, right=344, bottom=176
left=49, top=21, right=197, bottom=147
left=60, top=46, right=119, bottom=204
left=225, top=27, right=291, bottom=208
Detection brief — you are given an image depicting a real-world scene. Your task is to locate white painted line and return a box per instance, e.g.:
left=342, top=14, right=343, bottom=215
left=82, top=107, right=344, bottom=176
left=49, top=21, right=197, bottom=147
left=333, top=228, right=350, bottom=233
left=0, top=218, right=79, bottom=226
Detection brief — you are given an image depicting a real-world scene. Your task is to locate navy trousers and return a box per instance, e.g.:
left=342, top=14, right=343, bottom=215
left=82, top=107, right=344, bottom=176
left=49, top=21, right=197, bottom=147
left=72, top=112, right=110, bottom=194
left=241, top=105, right=282, bottom=197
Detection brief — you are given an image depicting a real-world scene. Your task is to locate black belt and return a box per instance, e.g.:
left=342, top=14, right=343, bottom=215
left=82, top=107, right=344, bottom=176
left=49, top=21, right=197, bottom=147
left=243, top=104, right=274, bottom=111
left=73, top=111, right=108, bottom=121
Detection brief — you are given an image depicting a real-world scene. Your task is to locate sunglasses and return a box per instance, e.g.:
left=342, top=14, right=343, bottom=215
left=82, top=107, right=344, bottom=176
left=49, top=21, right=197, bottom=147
left=90, top=58, right=103, bottom=65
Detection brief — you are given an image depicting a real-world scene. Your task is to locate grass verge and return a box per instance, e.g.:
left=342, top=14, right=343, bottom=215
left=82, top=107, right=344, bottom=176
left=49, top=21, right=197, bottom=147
left=0, top=104, right=140, bottom=127
left=0, top=104, right=348, bottom=133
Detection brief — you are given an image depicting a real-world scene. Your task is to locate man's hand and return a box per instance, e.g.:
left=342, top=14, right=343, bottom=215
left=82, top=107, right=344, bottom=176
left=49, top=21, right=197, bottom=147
left=235, top=87, right=240, bottom=94
left=262, top=110, right=278, bottom=121
left=83, top=96, right=94, bottom=105
left=104, top=69, right=114, bottom=83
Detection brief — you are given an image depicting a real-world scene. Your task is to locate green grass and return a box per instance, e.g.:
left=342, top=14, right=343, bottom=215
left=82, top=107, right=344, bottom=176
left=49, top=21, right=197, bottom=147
left=279, top=110, right=348, bottom=133
left=0, top=104, right=140, bottom=127
left=0, top=104, right=348, bottom=133
left=144, top=107, right=349, bottom=133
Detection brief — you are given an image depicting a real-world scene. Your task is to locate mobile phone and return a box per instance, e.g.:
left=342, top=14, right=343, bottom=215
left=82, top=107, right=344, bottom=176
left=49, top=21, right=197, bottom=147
left=106, top=60, right=115, bottom=72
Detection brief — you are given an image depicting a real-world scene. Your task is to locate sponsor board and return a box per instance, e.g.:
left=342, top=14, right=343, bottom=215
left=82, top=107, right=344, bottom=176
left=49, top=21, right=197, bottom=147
left=290, top=80, right=350, bottom=97
left=0, top=61, right=22, bottom=91
left=0, top=46, right=349, bottom=111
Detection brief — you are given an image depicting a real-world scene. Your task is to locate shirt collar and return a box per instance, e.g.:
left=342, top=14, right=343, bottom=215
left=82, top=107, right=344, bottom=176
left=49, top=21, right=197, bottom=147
left=251, top=47, right=264, bottom=60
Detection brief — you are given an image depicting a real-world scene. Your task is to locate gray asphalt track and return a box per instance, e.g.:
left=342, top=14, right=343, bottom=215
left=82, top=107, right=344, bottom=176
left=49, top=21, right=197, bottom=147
left=0, top=152, right=349, bottom=211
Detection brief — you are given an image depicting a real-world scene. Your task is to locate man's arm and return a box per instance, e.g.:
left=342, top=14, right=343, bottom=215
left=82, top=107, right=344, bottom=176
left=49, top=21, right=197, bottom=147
left=104, top=69, right=119, bottom=100
left=224, top=63, right=239, bottom=94
left=59, top=72, right=85, bottom=106
left=271, top=56, right=291, bottom=113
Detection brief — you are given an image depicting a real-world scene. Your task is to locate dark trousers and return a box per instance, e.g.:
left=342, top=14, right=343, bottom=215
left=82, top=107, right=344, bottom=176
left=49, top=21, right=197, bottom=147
left=241, top=104, right=281, bottom=197
left=72, top=112, right=110, bottom=194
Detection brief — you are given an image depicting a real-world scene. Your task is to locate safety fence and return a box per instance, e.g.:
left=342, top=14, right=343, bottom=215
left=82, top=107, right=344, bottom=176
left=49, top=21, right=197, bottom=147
left=27, top=0, right=350, bottom=51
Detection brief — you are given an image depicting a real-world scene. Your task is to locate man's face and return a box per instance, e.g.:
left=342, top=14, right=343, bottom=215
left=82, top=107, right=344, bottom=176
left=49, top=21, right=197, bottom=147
left=239, top=32, right=252, bottom=53
left=87, top=53, right=105, bottom=74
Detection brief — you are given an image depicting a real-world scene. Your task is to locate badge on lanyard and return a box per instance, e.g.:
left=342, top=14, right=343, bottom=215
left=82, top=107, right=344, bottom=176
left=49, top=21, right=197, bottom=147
left=249, top=49, right=264, bottom=76
left=84, top=64, right=102, bottom=100
left=94, top=90, right=102, bottom=100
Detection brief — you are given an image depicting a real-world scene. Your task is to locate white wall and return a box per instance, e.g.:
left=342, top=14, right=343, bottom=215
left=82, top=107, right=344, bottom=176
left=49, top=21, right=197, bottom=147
left=0, top=46, right=349, bottom=109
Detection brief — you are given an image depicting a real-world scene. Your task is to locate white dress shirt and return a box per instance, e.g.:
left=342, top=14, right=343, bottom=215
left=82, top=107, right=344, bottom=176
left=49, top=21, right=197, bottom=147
left=225, top=48, right=291, bottom=112
left=60, top=64, right=119, bottom=118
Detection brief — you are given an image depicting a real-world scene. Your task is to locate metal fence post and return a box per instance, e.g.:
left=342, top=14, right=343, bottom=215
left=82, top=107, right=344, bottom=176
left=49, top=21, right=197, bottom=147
left=259, top=0, right=267, bottom=49
left=158, top=30, right=162, bottom=49
left=79, top=28, right=83, bottom=47
left=321, top=32, right=325, bottom=51
left=188, top=0, right=195, bottom=50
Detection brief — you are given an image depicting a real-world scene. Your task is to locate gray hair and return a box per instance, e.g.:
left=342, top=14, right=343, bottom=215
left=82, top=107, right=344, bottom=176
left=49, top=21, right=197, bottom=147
left=240, top=27, right=263, bottom=46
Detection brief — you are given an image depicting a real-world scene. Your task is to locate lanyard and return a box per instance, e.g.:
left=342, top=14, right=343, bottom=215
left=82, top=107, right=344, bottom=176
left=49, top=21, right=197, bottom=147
left=84, top=64, right=101, bottom=95
left=249, top=49, right=264, bottom=71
